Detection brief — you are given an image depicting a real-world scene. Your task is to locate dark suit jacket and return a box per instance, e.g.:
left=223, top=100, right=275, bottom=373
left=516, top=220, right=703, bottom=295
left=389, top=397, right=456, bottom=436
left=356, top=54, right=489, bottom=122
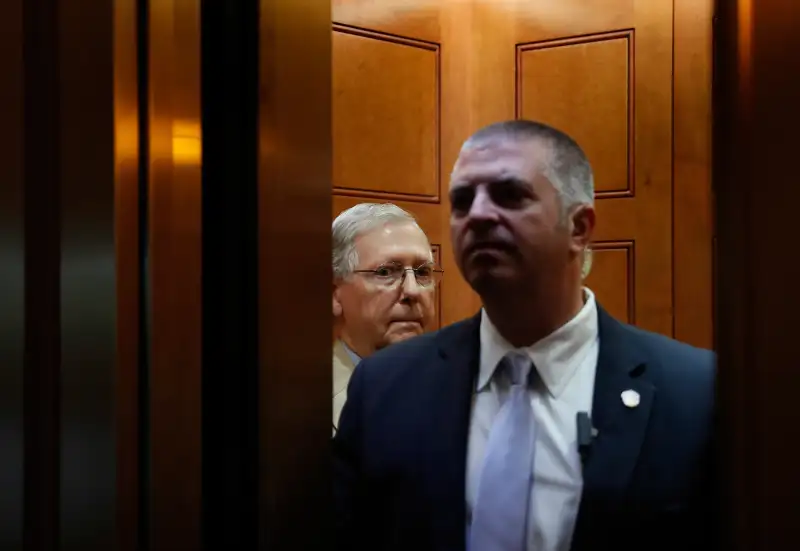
left=333, top=306, right=717, bottom=551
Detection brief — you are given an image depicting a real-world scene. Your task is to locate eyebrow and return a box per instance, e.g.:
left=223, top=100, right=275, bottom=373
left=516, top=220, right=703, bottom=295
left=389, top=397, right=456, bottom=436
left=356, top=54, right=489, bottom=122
left=375, top=258, right=434, bottom=268
left=449, top=176, right=529, bottom=196
left=492, top=176, right=529, bottom=187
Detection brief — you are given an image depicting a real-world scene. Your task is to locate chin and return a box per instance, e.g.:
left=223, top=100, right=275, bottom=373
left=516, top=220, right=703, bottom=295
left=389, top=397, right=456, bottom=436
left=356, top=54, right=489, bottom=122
left=467, top=266, right=519, bottom=293
left=387, top=325, right=424, bottom=343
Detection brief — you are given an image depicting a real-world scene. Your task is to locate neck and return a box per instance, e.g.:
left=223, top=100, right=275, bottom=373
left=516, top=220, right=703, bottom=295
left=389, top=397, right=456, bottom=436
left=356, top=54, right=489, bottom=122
left=483, top=281, right=585, bottom=348
left=338, top=332, right=368, bottom=360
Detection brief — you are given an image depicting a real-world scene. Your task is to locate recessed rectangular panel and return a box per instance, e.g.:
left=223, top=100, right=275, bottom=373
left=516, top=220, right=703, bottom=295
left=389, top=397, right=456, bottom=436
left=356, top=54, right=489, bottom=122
left=585, top=242, right=634, bottom=324
left=517, top=32, right=632, bottom=196
left=333, top=27, right=440, bottom=200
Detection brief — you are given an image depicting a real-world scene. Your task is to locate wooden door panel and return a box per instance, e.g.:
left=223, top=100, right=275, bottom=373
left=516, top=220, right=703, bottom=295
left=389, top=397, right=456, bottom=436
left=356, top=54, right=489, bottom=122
left=512, top=0, right=674, bottom=336
left=333, top=25, right=440, bottom=201
left=331, top=1, right=476, bottom=333
left=332, top=0, right=712, bottom=344
left=332, top=0, right=440, bottom=43
left=585, top=242, right=634, bottom=325
left=517, top=32, right=632, bottom=195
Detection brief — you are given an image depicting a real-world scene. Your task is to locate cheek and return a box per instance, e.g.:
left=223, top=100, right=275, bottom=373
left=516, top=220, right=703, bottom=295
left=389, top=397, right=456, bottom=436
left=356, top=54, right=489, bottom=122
left=516, top=210, right=561, bottom=242
left=365, top=291, right=398, bottom=322
left=420, top=290, right=436, bottom=316
left=450, top=220, right=465, bottom=247
left=545, top=200, right=567, bottom=229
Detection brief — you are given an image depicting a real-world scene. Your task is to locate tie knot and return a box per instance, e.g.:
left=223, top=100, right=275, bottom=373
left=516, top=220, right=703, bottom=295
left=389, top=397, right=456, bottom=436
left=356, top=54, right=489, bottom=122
left=501, top=351, right=533, bottom=386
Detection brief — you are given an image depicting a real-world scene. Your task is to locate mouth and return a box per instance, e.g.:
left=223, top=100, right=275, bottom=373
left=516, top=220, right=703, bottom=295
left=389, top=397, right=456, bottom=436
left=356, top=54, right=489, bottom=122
left=391, top=319, right=422, bottom=325
left=466, top=241, right=514, bottom=255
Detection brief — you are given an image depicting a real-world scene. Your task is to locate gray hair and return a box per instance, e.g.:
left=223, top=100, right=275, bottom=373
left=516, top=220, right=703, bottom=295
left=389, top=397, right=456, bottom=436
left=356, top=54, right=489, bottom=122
left=332, top=203, right=425, bottom=279
left=463, top=119, right=594, bottom=209
left=463, top=119, right=595, bottom=277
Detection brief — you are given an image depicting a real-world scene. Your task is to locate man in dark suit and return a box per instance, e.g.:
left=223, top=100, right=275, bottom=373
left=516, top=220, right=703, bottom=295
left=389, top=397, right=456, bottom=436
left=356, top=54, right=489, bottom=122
left=333, top=120, right=716, bottom=551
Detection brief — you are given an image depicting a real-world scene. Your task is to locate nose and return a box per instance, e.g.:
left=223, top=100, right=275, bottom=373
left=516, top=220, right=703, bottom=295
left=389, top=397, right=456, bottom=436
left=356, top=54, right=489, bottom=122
left=467, top=186, right=499, bottom=223
left=399, top=269, right=423, bottom=300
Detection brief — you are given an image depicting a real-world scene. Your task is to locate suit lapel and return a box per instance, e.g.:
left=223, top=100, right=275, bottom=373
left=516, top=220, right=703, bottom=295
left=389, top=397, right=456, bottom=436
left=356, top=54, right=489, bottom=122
left=417, top=307, right=656, bottom=546
left=581, top=306, right=655, bottom=500
left=423, top=314, right=481, bottom=549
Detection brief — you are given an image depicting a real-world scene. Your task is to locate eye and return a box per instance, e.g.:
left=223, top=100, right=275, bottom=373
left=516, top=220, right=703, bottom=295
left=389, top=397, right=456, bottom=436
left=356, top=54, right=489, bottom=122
left=415, top=266, right=433, bottom=278
left=374, top=266, right=395, bottom=277
left=489, top=180, right=529, bottom=209
left=450, top=188, right=475, bottom=214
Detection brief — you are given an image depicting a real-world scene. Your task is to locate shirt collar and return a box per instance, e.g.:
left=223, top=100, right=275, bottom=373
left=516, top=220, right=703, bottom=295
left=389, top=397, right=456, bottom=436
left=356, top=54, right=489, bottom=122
left=478, top=288, right=599, bottom=398
left=341, top=341, right=362, bottom=367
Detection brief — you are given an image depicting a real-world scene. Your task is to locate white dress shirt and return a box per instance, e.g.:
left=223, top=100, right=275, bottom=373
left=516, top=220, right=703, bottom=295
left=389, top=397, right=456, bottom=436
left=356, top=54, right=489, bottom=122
left=466, top=288, right=600, bottom=551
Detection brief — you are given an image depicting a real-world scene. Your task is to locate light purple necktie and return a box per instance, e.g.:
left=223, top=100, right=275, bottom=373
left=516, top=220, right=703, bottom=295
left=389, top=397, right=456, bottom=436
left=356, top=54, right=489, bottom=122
left=469, top=351, right=536, bottom=551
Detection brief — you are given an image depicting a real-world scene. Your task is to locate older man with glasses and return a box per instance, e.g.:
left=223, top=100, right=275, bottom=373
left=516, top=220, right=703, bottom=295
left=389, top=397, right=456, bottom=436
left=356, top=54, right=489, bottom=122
left=332, top=203, right=442, bottom=434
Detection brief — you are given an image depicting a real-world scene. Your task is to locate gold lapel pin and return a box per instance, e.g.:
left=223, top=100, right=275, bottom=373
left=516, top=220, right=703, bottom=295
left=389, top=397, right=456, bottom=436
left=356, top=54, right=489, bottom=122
left=621, top=389, right=640, bottom=408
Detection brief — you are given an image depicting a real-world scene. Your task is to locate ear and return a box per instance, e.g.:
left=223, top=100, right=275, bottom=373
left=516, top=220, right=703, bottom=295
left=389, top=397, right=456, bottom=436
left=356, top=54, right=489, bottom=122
left=333, top=284, right=343, bottom=317
left=569, top=204, right=596, bottom=252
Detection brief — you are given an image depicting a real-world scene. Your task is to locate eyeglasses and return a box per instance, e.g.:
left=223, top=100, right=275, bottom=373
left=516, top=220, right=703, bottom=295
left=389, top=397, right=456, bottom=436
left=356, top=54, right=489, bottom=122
left=352, top=262, right=444, bottom=289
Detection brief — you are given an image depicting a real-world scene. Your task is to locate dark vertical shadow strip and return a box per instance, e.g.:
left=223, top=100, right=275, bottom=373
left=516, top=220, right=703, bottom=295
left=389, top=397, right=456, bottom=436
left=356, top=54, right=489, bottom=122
left=0, top=0, right=24, bottom=548
left=22, top=0, right=62, bottom=547
left=137, top=0, right=152, bottom=548
left=200, top=0, right=260, bottom=548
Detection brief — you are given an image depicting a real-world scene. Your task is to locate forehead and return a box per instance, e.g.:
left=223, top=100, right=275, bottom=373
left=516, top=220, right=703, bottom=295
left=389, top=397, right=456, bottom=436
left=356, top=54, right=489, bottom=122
left=354, top=222, right=431, bottom=265
left=450, top=137, right=548, bottom=189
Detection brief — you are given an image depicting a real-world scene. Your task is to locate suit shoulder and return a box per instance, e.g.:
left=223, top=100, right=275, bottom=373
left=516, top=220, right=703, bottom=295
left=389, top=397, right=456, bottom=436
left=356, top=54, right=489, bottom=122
left=628, top=324, right=714, bottom=365
left=355, top=317, right=475, bottom=384
left=359, top=330, right=438, bottom=374
left=623, top=324, right=716, bottom=393
left=364, top=317, right=474, bottom=363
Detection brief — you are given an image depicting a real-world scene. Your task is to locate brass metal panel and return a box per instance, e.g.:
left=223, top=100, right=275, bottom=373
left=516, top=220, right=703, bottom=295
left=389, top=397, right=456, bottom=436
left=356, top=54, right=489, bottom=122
left=9, top=0, right=121, bottom=546
left=148, top=0, right=203, bottom=549
left=258, top=0, right=332, bottom=548
left=114, top=0, right=141, bottom=548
